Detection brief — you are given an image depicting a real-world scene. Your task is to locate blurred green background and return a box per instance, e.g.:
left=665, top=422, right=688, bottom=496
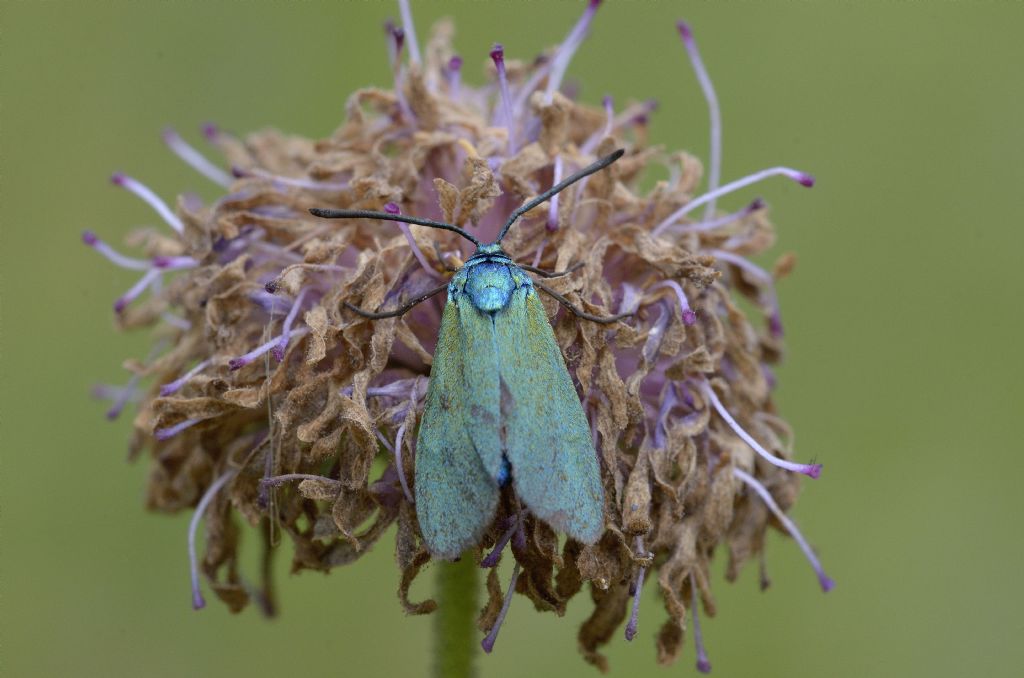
left=3, top=1, right=1022, bottom=677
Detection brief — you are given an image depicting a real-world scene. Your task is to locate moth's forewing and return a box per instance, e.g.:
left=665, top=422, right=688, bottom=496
left=414, top=299, right=500, bottom=560
left=494, top=279, right=605, bottom=544
left=453, top=287, right=505, bottom=483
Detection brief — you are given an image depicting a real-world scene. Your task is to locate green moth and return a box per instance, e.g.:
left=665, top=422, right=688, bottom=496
left=311, top=149, right=626, bottom=559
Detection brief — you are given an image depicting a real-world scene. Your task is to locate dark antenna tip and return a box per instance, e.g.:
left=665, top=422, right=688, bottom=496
left=495, top=149, right=626, bottom=243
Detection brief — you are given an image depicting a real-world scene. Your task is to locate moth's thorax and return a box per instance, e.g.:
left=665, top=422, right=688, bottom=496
left=450, top=246, right=532, bottom=314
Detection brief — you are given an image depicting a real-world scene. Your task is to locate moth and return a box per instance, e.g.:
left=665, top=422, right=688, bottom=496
left=310, top=149, right=627, bottom=559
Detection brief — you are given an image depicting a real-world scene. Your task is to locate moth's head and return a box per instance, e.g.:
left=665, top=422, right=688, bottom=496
left=472, top=243, right=507, bottom=258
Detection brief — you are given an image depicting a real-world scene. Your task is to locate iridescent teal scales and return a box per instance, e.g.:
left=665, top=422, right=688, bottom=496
left=416, top=246, right=604, bottom=559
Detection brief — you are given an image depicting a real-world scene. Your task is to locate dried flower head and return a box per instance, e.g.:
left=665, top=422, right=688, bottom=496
left=88, top=2, right=831, bottom=671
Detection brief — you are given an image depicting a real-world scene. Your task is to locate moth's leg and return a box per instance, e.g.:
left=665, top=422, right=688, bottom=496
left=533, top=280, right=632, bottom=324
left=520, top=261, right=585, bottom=279
left=345, top=283, right=448, bottom=319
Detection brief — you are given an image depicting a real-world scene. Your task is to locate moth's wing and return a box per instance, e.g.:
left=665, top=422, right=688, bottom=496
left=495, top=286, right=605, bottom=544
left=454, top=293, right=505, bottom=482
left=415, top=300, right=500, bottom=560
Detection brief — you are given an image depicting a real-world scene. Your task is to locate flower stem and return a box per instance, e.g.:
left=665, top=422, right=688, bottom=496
left=433, top=558, right=479, bottom=678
